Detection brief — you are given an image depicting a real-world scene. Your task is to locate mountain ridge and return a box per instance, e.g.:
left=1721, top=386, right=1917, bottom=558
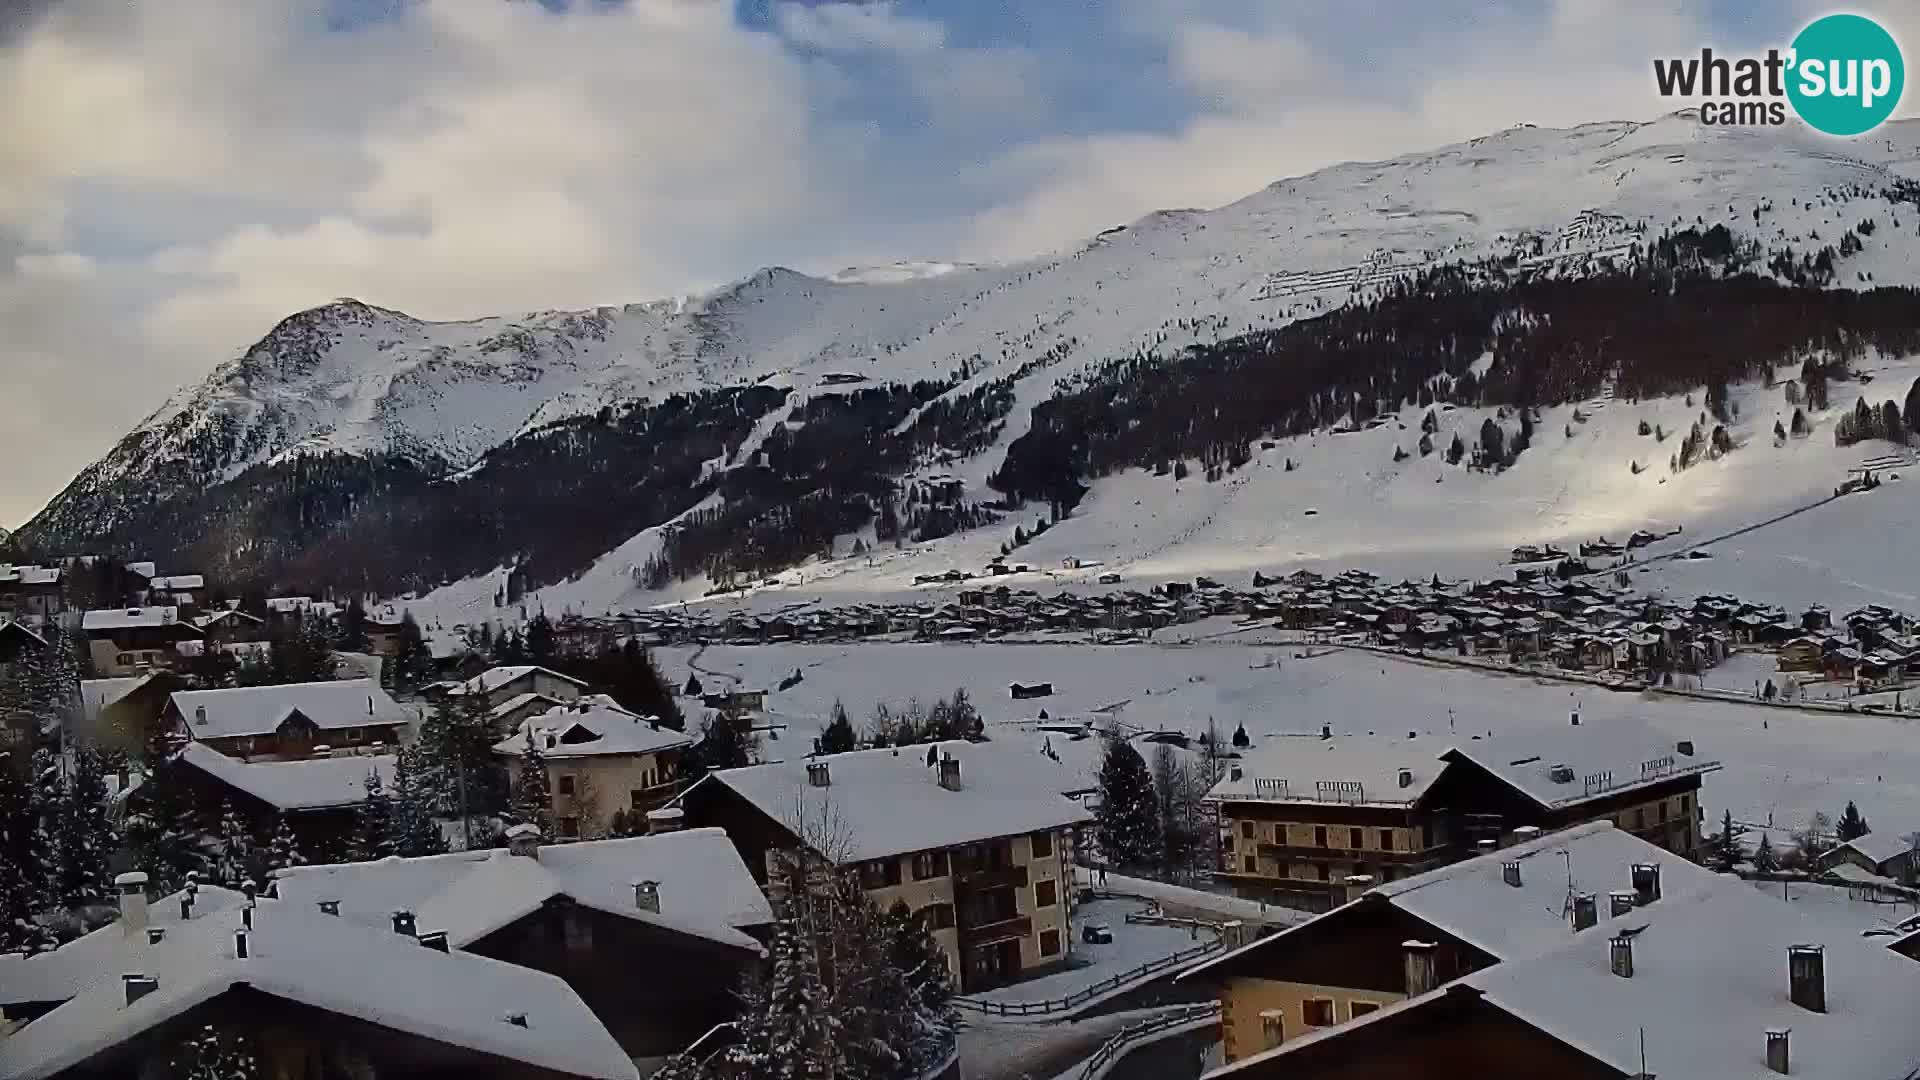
left=19, top=114, right=1920, bottom=594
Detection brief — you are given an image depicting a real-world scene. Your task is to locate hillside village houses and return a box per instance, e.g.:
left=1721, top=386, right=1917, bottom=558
left=676, top=740, right=1092, bottom=994
left=1183, top=821, right=1723, bottom=1062
left=496, top=698, right=691, bottom=839
left=0, top=875, right=641, bottom=1080
left=80, top=606, right=202, bottom=677
left=1208, top=716, right=1720, bottom=911
left=163, top=679, right=416, bottom=760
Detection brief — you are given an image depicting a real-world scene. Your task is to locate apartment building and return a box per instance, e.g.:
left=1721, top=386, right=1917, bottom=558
left=80, top=606, right=203, bottom=677
left=1211, top=716, right=1718, bottom=911
left=1182, top=821, right=1722, bottom=1064
left=495, top=698, right=691, bottom=839
left=677, top=739, right=1091, bottom=992
left=164, top=679, right=415, bottom=760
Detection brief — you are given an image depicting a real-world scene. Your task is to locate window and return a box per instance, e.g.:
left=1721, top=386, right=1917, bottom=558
left=557, top=775, right=575, bottom=796
left=1039, top=929, right=1061, bottom=957
left=116, top=653, right=134, bottom=666
left=1349, top=827, right=1363, bottom=850
left=1302, top=999, right=1336, bottom=1027
left=559, top=816, right=580, bottom=839
left=922, top=903, right=956, bottom=930
left=1036, top=879, right=1057, bottom=908
left=1031, top=832, right=1054, bottom=858
left=913, top=851, right=949, bottom=880
left=860, top=860, right=903, bottom=890
left=1349, top=1001, right=1379, bottom=1019
left=1243, top=855, right=1257, bottom=873
left=1378, top=829, right=1394, bottom=851
left=1314, top=826, right=1328, bottom=848
left=1240, top=821, right=1255, bottom=839
left=1635, top=808, right=1647, bottom=830
left=630, top=789, right=646, bottom=809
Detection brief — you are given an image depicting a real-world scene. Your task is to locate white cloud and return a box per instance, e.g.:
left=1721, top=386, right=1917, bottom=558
left=777, top=2, right=947, bottom=54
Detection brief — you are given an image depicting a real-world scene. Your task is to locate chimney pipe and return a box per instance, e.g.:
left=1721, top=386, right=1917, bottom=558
left=419, top=931, right=450, bottom=953
left=1229, top=764, right=1244, bottom=782
left=241, top=905, right=254, bottom=930
left=1570, top=710, right=1580, bottom=726
left=807, top=761, right=831, bottom=788
left=1501, top=860, right=1522, bottom=888
left=1631, top=863, right=1661, bottom=905
left=1609, top=934, right=1633, bottom=978
left=1572, top=893, right=1597, bottom=931
left=506, top=823, right=542, bottom=858
left=115, top=871, right=151, bottom=937
left=392, top=910, right=417, bottom=937
left=1788, top=945, right=1826, bottom=1013
left=180, top=896, right=193, bottom=920
left=235, top=930, right=250, bottom=959
left=1609, top=890, right=1637, bottom=918
left=195, top=705, right=207, bottom=725
left=1766, top=1029, right=1791, bottom=1075
left=1397, top=768, right=1413, bottom=789
left=634, top=880, right=661, bottom=913
left=123, top=973, right=159, bottom=1006
left=1402, top=940, right=1440, bottom=997
left=938, top=756, right=963, bottom=791
left=645, top=808, right=685, bottom=834
left=1320, top=723, right=1332, bottom=740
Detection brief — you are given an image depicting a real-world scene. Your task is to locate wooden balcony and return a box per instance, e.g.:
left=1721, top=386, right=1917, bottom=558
left=956, top=864, right=1029, bottom=890
left=960, top=913, right=1032, bottom=945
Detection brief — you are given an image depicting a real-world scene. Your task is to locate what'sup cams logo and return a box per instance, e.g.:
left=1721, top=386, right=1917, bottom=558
left=1654, top=13, right=1905, bottom=136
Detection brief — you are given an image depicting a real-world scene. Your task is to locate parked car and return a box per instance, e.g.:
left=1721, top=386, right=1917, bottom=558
left=1082, top=923, right=1113, bottom=945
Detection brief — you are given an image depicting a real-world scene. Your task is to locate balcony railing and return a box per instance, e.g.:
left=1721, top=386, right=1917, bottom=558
left=956, top=864, right=1029, bottom=890
left=960, top=913, right=1031, bottom=944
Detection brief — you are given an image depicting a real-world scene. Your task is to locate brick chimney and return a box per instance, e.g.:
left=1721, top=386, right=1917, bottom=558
left=1402, top=940, right=1439, bottom=996
left=1788, top=944, right=1826, bottom=1013
left=115, top=871, right=150, bottom=937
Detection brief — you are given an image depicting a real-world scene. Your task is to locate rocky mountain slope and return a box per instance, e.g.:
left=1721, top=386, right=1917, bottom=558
left=19, top=113, right=1920, bottom=599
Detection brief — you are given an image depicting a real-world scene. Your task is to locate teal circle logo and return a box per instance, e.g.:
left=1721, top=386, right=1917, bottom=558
left=1787, top=14, right=1905, bottom=136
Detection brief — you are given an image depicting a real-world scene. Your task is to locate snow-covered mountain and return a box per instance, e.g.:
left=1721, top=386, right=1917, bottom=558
left=22, top=114, right=1920, bottom=597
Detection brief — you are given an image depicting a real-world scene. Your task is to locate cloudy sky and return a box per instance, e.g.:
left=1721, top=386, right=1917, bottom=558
left=2, top=0, right=1914, bottom=528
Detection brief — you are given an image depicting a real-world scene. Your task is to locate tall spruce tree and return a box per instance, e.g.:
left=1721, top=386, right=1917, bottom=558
left=1837, top=800, right=1871, bottom=841
left=264, top=815, right=305, bottom=878
left=350, top=772, right=396, bottom=861
left=816, top=701, right=857, bottom=755
left=0, top=752, right=54, bottom=953
left=214, top=802, right=259, bottom=889
left=390, top=744, right=449, bottom=857
left=1095, top=737, right=1162, bottom=870
left=510, top=732, right=553, bottom=836
left=388, top=612, right=433, bottom=695
left=122, top=728, right=211, bottom=893
left=339, top=598, right=371, bottom=653
left=47, top=746, right=117, bottom=910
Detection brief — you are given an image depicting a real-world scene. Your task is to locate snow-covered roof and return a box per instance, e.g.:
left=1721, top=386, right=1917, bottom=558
left=170, top=679, right=415, bottom=740
left=274, top=828, right=769, bottom=952
left=1207, top=884, right=1920, bottom=1080
left=122, top=561, right=156, bottom=580
left=1464, top=884, right=1920, bottom=1080
left=1207, top=734, right=1446, bottom=807
left=1184, top=822, right=1719, bottom=982
left=81, top=674, right=157, bottom=711
left=1442, top=719, right=1720, bottom=810
left=81, top=606, right=190, bottom=632
left=491, top=700, right=690, bottom=760
left=0, top=901, right=638, bottom=1080
left=6, top=566, right=61, bottom=586
left=462, top=665, right=590, bottom=697
left=1365, top=821, right=1721, bottom=959
left=0, top=619, right=47, bottom=646
left=148, top=574, right=204, bottom=591
left=691, top=740, right=1093, bottom=863
left=0, top=885, right=247, bottom=1007
left=192, top=608, right=265, bottom=630
left=177, top=742, right=397, bottom=811
left=1833, top=830, right=1917, bottom=867
left=487, top=691, right=566, bottom=719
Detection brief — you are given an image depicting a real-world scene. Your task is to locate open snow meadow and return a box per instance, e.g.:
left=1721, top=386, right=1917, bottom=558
left=657, top=641, right=1920, bottom=845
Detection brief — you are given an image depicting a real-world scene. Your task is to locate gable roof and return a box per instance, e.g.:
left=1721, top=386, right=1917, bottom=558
left=176, top=742, right=397, bottom=811
left=462, top=665, right=590, bottom=697
left=0, top=901, right=638, bottom=1080
left=1832, top=830, right=1917, bottom=867
left=81, top=606, right=195, bottom=633
left=1182, top=822, right=1721, bottom=983
left=274, top=828, right=770, bottom=953
left=491, top=699, right=690, bottom=760
left=193, top=608, right=266, bottom=630
left=1206, top=734, right=1446, bottom=807
left=688, top=740, right=1093, bottom=864
left=148, top=575, right=204, bottom=591
left=1440, top=718, right=1720, bottom=811
left=0, top=886, right=248, bottom=1008
left=169, top=679, right=415, bottom=740
left=1206, top=883, right=1920, bottom=1080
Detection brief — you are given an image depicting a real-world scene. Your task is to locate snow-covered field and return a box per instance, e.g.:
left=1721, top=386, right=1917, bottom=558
left=655, top=642, right=1920, bottom=848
